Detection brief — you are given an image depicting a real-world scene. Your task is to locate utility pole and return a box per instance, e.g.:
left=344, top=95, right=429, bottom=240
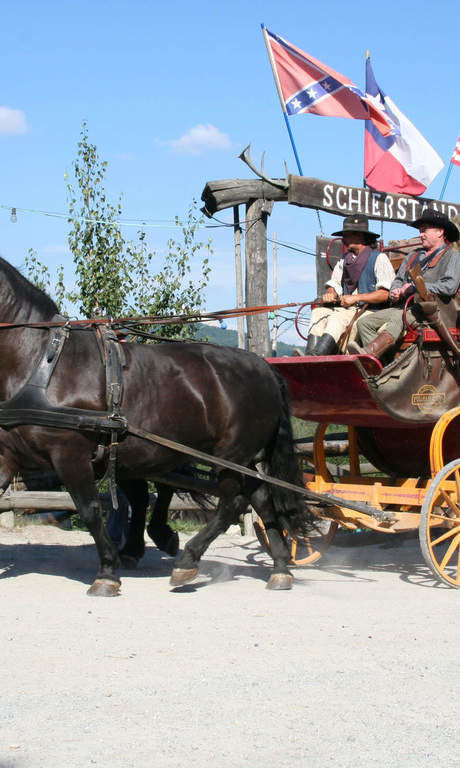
left=233, top=205, right=245, bottom=349
left=245, top=198, right=273, bottom=356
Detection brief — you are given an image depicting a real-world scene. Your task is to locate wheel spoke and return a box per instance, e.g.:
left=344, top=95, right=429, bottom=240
left=429, top=510, right=460, bottom=525
left=439, top=533, right=460, bottom=572
left=431, top=525, right=460, bottom=547
left=439, top=489, right=460, bottom=517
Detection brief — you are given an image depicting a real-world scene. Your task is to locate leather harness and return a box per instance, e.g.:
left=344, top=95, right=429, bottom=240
left=0, top=320, right=127, bottom=507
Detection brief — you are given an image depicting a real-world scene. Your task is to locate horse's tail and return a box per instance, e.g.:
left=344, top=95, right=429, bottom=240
left=266, top=371, right=314, bottom=533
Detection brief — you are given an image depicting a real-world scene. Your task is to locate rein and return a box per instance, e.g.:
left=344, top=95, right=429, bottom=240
left=0, top=301, right=301, bottom=332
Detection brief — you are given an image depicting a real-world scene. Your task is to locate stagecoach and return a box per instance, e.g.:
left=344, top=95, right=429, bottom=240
left=263, top=275, right=460, bottom=587
left=200, top=150, right=460, bottom=589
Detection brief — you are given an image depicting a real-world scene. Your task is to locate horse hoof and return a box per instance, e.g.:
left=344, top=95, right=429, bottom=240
left=266, top=573, right=293, bottom=591
left=87, top=579, right=121, bottom=597
left=170, top=567, right=198, bottom=587
left=120, top=555, right=140, bottom=569
left=164, top=532, right=179, bottom=557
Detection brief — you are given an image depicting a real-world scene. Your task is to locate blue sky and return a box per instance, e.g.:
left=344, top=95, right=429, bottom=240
left=1, top=0, right=459, bottom=342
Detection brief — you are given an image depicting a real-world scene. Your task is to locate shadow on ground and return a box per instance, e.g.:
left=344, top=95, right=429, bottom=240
left=0, top=529, right=450, bottom=591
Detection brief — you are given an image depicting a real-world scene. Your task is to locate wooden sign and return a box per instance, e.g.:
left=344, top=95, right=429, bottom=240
left=289, top=175, right=459, bottom=224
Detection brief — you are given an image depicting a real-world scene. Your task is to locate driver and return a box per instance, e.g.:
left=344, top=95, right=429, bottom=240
left=348, top=210, right=460, bottom=359
left=305, top=214, right=395, bottom=355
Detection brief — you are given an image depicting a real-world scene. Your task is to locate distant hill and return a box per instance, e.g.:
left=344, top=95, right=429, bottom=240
left=192, top=323, right=297, bottom=356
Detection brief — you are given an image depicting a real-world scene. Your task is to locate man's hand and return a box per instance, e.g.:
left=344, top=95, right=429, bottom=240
left=340, top=294, right=358, bottom=308
left=322, top=288, right=338, bottom=304
left=390, top=282, right=412, bottom=302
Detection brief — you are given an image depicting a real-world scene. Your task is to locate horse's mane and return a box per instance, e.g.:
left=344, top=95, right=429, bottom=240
left=0, top=255, right=59, bottom=318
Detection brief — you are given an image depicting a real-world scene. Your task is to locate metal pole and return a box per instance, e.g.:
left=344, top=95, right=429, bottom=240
left=272, top=231, right=278, bottom=356
left=233, top=205, right=245, bottom=349
left=439, top=162, right=453, bottom=201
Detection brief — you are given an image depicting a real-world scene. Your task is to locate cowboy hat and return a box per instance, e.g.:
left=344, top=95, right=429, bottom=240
left=331, top=214, right=379, bottom=238
left=411, top=209, right=459, bottom=243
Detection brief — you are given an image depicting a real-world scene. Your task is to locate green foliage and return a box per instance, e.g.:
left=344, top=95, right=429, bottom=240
left=23, top=121, right=212, bottom=328
left=66, top=121, right=132, bottom=317
left=125, top=204, right=212, bottom=338
left=64, top=121, right=212, bottom=325
left=24, top=249, right=52, bottom=295
left=24, top=249, right=69, bottom=311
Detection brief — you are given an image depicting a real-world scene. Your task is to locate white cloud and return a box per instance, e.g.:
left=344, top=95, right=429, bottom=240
left=164, top=124, right=231, bottom=156
left=0, top=106, right=27, bottom=135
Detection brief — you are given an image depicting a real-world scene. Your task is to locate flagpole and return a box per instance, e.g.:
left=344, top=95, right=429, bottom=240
left=261, top=23, right=304, bottom=176
left=363, top=50, right=370, bottom=186
left=439, top=161, right=453, bottom=200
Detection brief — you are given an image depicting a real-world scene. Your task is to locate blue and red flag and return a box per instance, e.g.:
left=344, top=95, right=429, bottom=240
left=451, top=136, right=460, bottom=167
left=364, top=56, right=443, bottom=195
left=264, top=29, right=393, bottom=136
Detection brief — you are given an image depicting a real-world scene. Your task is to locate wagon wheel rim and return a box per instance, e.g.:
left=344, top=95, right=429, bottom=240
left=253, top=516, right=338, bottom=565
left=285, top=520, right=338, bottom=565
left=253, top=518, right=272, bottom=554
left=419, top=458, right=460, bottom=588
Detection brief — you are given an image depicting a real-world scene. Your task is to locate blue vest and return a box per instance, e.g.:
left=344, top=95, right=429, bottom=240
left=343, top=249, right=379, bottom=295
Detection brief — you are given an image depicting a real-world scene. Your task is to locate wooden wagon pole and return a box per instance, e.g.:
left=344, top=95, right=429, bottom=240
left=245, top=198, right=274, bottom=356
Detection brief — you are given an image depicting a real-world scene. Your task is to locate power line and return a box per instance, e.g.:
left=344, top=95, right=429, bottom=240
left=2, top=203, right=317, bottom=256
left=1, top=204, right=209, bottom=230
left=209, top=214, right=316, bottom=256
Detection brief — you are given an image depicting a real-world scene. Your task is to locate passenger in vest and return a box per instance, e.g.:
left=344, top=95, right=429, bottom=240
left=348, top=210, right=460, bottom=359
left=306, top=214, right=395, bottom=355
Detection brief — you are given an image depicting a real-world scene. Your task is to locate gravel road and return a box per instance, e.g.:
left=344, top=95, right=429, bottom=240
left=0, top=525, right=458, bottom=768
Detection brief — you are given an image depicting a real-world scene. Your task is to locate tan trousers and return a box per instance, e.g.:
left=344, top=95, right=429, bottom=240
left=309, top=306, right=373, bottom=346
left=356, top=307, right=415, bottom=346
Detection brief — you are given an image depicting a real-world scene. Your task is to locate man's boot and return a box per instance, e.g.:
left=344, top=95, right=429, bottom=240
left=347, top=340, right=365, bottom=355
left=348, top=331, right=395, bottom=360
left=310, top=333, right=337, bottom=356
left=304, top=334, right=320, bottom=355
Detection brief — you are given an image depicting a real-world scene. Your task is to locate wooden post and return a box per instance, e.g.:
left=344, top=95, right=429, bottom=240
left=272, top=231, right=278, bottom=356
left=233, top=206, right=246, bottom=350
left=245, top=198, right=273, bottom=356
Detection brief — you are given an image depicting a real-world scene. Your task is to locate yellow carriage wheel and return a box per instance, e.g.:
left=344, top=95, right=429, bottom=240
left=253, top=517, right=338, bottom=566
left=430, top=406, right=460, bottom=476
left=419, top=459, right=460, bottom=587
left=283, top=520, right=339, bottom=565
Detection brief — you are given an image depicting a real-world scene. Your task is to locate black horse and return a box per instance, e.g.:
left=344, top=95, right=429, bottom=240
left=0, top=256, right=308, bottom=595
left=117, top=478, right=180, bottom=562
left=118, top=470, right=220, bottom=567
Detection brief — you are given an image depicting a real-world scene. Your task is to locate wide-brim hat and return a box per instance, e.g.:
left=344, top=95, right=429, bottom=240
left=411, top=209, right=459, bottom=243
left=332, top=214, right=379, bottom=239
